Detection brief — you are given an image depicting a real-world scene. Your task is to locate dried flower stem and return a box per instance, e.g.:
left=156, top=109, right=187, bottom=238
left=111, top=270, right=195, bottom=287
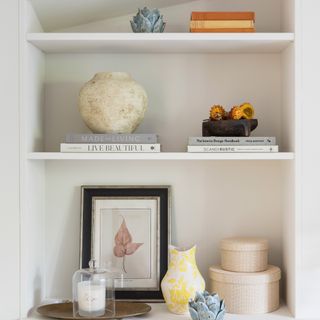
left=122, top=256, right=127, bottom=273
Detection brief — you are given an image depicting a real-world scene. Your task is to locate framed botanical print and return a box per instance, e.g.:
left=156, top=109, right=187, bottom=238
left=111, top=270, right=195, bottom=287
left=80, top=186, right=171, bottom=301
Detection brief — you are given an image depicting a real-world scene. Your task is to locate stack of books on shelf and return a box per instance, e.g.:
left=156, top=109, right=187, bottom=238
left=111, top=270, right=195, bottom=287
left=187, top=137, right=278, bottom=153
left=60, top=133, right=160, bottom=153
left=190, top=11, right=255, bottom=33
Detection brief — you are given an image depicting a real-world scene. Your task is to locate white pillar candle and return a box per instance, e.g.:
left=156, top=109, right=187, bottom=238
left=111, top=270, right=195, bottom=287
left=78, top=281, right=106, bottom=317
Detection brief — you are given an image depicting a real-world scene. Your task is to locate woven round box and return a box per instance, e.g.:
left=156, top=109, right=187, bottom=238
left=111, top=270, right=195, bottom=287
left=220, top=237, right=268, bottom=272
left=209, top=265, right=281, bottom=314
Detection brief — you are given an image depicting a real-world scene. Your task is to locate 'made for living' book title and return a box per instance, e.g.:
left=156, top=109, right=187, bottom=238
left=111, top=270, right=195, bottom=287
left=61, top=134, right=160, bottom=153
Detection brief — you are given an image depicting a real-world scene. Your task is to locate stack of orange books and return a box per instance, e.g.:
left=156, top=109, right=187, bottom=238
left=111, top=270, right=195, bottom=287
left=190, top=12, right=255, bottom=33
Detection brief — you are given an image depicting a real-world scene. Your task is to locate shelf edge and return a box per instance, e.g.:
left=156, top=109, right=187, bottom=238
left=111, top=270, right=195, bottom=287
left=27, top=152, right=295, bottom=161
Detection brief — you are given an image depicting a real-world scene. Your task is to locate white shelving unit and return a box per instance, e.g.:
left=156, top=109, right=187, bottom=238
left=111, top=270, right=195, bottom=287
left=19, top=0, right=299, bottom=319
left=27, top=33, right=294, bottom=53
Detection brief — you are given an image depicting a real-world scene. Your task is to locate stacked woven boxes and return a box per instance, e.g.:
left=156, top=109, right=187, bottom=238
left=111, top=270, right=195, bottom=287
left=209, top=238, right=281, bottom=314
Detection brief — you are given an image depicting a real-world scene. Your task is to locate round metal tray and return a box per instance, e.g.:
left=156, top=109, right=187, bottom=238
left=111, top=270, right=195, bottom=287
left=37, top=301, right=151, bottom=319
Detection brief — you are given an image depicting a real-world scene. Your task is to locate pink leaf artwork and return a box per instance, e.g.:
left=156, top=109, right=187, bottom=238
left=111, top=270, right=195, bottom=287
left=113, top=217, right=143, bottom=273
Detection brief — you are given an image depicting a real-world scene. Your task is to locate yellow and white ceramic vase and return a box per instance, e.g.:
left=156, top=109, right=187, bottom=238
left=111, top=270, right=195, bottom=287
left=161, top=245, right=205, bottom=314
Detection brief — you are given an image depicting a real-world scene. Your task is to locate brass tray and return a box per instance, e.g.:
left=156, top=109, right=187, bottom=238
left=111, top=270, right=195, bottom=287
left=37, top=301, right=152, bottom=319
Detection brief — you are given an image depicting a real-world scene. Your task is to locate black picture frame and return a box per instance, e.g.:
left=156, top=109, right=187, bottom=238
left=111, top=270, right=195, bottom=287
left=80, top=185, right=171, bottom=301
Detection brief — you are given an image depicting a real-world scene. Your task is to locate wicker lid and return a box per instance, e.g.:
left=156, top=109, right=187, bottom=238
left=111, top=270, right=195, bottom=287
left=209, top=265, right=281, bottom=284
left=220, top=237, right=269, bottom=251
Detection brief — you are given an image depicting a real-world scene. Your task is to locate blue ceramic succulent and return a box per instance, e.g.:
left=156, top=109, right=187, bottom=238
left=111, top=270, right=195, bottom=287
left=130, top=7, right=166, bottom=33
left=189, top=291, right=226, bottom=320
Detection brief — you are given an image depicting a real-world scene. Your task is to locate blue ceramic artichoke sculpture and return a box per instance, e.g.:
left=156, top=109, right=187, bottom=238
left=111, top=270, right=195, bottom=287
left=130, top=7, right=166, bottom=33
left=189, top=291, right=226, bottom=320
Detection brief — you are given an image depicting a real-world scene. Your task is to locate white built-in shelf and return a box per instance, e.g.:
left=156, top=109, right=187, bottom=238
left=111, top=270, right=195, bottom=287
left=28, top=303, right=293, bottom=320
left=27, top=152, right=295, bottom=161
left=27, top=33, right=294, bottom=54
left=29, top=0, right=194, bottom=32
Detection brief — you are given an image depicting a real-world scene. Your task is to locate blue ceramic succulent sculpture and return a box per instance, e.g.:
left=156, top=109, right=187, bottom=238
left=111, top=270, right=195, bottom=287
left=130, top=7, right=166, bottom=33
left=189, top=291, right=226, bottom=320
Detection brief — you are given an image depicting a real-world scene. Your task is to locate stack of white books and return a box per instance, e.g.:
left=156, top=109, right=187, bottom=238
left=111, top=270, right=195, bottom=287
left=187, top=137, right=278, bottom=153
left=60, top=133, right=160, bottom=153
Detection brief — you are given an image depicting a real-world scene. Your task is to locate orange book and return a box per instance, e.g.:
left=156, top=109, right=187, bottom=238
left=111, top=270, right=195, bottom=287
left=191, top=12, right=255, bottom=22
left=190, top=20, right=254, bottom=29
left=190, top=28, right=255, bottom=33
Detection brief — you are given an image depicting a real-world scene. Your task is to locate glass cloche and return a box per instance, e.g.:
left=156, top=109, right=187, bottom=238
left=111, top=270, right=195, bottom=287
left=72, top=260, right=115, bottom=318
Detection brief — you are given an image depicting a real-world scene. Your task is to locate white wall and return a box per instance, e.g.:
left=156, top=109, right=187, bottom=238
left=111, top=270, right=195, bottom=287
left=296, top=0, right=320, bottom=318
left=0, top=0, right=20, bottom=319
left=44, top=160, right=284, bottom=299
left=44, top=53, right=283, bottom=152
left=54, top=0, right=282, bottom=33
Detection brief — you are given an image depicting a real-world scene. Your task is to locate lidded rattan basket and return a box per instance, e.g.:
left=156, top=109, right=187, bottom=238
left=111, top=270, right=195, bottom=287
left=220, top=237, right=268, bottom=272
left=209, top=265, right=281, bottom=314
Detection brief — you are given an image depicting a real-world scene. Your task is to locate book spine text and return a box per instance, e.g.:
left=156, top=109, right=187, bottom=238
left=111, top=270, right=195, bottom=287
left=187, top=145, right=279, bottom=153
left=188, top=137, right=276, bottom=146
left=65, top=133, right=158, bottom=144
left=61, top=143, right=161, bottom=153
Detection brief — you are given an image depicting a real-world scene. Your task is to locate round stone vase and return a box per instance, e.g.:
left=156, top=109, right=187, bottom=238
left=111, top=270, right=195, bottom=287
left=161, top=245, right=205, bottom=314
left=79, top=72, right=148, bottom=133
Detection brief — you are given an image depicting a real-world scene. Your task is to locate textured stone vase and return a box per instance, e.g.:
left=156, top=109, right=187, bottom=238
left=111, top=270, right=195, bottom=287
left=161, top=245, right=205, bottom=315
left=79, top=72, right=148, bottom=133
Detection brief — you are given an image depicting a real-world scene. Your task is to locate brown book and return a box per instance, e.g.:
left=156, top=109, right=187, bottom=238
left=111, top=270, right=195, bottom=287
left=191, top=12, right=255, bottom=21
left=190, top=20, right=254, bottom=29
left=190, top=28, right=255, bottom=33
